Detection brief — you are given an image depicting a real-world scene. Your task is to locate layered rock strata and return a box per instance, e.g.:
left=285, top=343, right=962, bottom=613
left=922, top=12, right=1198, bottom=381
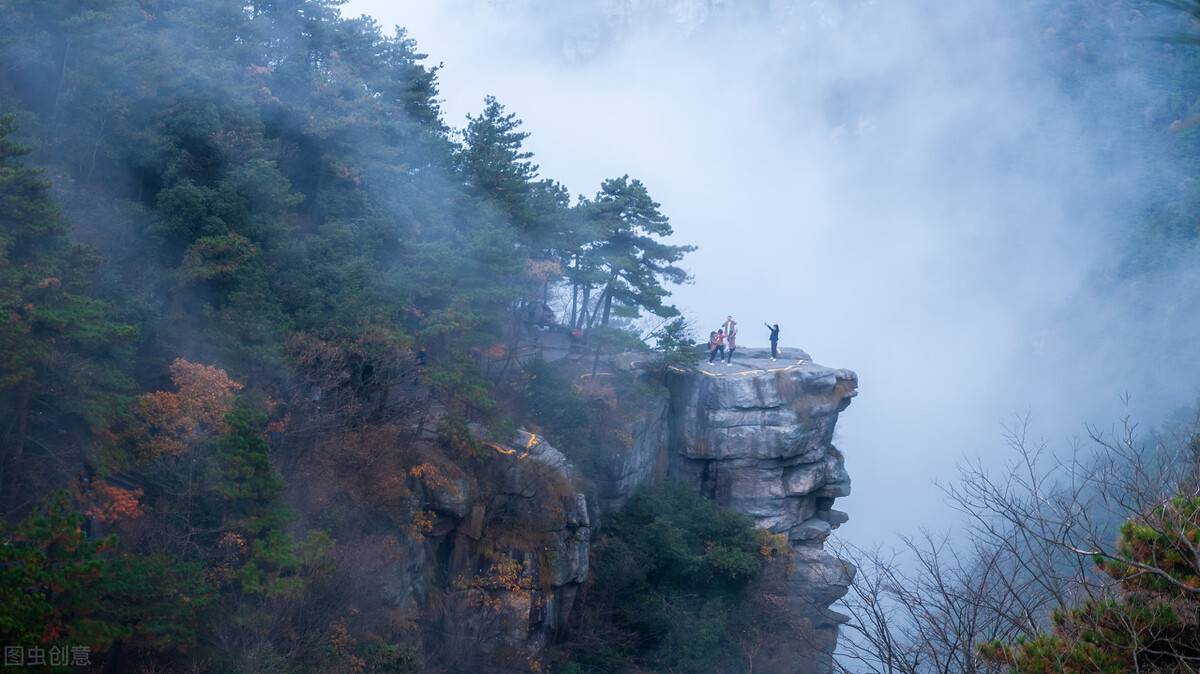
left=665, top=347, right=858, bottom=673
left=397, top=345, right=857, bottom=672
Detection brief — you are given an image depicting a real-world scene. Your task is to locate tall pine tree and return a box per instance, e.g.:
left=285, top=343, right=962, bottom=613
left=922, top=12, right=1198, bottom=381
left=0, top=114, right=135, bottom=510
left=581, top=175, right=695, bottom=327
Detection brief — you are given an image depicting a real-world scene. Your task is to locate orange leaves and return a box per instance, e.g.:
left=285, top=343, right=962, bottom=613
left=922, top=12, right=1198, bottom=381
left=134, top=391, right=188, bottom=456
left=265, top=414, right=290, bottom=435
left=218, top=532, right=248, bottom=557
left=408, top=462, right=459, bottom=496
left=330, top=159, right=363, bottom=187
left=756, top=530, right=791, bottom=562
left=522, top=258, right=562, bottom=283
left=82, top=480, right=144, bottom=524
left=454, top=553, right=532, bottom=613
left=408, top=510, right=435, bottom=540
left=327, top=619, right=368, bottom=673
left=130, top=358, right=241, bottom=460
left=329, top=619, right=354, bottom=652
left=162, top=358, right=242, bottom=431
left=406, top=463, right=460, bottom=540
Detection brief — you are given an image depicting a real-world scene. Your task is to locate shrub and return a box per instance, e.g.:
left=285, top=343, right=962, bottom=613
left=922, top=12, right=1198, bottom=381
left=555, top=484, right=773, bottom=672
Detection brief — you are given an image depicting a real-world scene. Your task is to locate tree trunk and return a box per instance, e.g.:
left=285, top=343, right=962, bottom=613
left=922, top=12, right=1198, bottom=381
left=598, top=271, right=619, bottom=327
left=49, top=39, right=71, bottom=128
left=601, top=284, right=614, bottom=326
left=87, top=117, right=107, bottom=185
left=4, top=378, right=32, bottom=512
left=568, top=255, right=579, bottom=328
left=569, top=282, right=578, bottom=328
left=585, top=287, right=607, bottom=329
left=577, top=285, right=591, bottom=329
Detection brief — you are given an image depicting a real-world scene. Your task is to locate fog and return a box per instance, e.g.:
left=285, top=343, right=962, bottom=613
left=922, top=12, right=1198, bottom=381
left=345, top=0, right=1200, bottom=545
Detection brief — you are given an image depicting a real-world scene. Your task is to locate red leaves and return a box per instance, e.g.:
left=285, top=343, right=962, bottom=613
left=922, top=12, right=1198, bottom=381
left=82, top=481, right=144, bottom=524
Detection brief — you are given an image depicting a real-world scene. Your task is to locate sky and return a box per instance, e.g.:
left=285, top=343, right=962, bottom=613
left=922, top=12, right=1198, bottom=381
left=343, top=0, right=1199, bottom=545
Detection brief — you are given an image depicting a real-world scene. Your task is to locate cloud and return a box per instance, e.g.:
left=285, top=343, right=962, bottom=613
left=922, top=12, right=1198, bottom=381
left=345, top=0, right=1198, bottom=543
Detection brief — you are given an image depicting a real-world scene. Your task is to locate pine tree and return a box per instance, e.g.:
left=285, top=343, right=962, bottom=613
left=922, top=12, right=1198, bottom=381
left=0, top=491, right=126, bottom=651
left=583, top=175, right=695, bottom=327
left=459, top=96, right=540, bottom=228
left=0, top=114, right=135, bottom=509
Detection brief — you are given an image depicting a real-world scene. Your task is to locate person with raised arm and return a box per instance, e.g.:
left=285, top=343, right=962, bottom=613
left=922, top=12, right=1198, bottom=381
left=765, top=322, right=780, bottom=360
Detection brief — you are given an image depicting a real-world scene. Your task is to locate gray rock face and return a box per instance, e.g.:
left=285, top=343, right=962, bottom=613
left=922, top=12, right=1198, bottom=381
left=436, top=430, right=593, bottom=672
left=430, top=347, right=857, bottom=672
left=592, top=388, right=670, bottom=512
left=666, top=348, right=858, bottom=673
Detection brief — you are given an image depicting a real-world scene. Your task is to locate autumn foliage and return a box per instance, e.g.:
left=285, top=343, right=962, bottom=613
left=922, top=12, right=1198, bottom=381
left=455, top=553, right=533, bottom=613
left=81, top=481, right=144, bottom=524
left=129, top=359, right=242, bottom=460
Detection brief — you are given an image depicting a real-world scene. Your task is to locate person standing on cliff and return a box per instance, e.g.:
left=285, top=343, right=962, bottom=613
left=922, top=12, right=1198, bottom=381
left=709, top=329, right=726, bottom=364
left=725, top=324, right=737, bottom=365
left=765, top=322, right=780, bottom=360
left=707, top=330, right=719, bottom=363
left=722, top=315, right=737, bottom=336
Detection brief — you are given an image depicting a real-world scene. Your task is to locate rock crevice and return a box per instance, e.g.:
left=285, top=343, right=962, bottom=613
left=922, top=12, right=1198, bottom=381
left=414, top=346, right=858, bottom=673
left=663, top=347, right=858, bottom=673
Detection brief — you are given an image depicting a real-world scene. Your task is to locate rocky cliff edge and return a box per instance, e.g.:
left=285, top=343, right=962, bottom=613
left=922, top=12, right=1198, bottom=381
left=666, top=347, right=858, bottom=671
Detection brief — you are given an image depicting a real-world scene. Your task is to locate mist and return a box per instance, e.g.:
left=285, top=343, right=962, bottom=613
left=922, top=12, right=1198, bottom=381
left=344, top=0, right=1200, bottom=545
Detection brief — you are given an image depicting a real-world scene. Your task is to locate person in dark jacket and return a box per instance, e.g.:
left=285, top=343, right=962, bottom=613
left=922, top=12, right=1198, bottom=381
left=725, top=325, right=737, bottom=364
left=707, top=331, right=719, bottom=363
left=765, top=323, right=780, bottom=360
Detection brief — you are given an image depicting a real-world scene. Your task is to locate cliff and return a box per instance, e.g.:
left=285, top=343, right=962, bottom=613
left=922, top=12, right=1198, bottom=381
left=665, top=347, right=858, bottom=672
left=392, top=344, right=858, bottom=672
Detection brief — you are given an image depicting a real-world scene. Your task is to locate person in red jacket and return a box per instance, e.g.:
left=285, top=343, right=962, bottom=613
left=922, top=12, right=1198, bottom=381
left=708, top=329, right=726, bottom=363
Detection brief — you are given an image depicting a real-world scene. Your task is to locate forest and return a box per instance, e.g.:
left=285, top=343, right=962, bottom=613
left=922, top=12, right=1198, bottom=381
left=0, top=1, right=730, bottom=671
left=5, top=0, right=1200, bottom=673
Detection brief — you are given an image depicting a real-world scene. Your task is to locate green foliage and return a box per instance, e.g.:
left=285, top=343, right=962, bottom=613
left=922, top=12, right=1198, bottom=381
left=235, top=529, right=332, bottom=599
left=217, top=404, right=289, bottom=535
left=0, top=0, right=700, bottom=669
left=361, top=639, right=422, bottom=674
left=213, top=402, right=335, bottom=600
left=981, top=494, right=1200, bottom=672
left=520, top=358, right=591, bottom=451
left=557, top=484, right=768, bottom=673
left=578, top=175, right=696, bottom=326
left=437, top=415, right=484, bottom=459
left=650, top=317, right=702, bottom=369
left=1099, top=494, right=1200, bottom=595
left=101, top=553, right=212, bottom=654
left=460, top=96, right=540, bottom=228
left=0, top=113, right=135, bottom=494
left=0, top=492, right=125, bottom=651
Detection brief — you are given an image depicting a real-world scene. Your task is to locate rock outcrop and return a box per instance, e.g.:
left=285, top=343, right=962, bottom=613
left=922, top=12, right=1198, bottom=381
left=429, top=431, right=593, bottom=672
left=402, top=345, right=857, bottom=673
left=665, top=347, right=858, bottom=673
